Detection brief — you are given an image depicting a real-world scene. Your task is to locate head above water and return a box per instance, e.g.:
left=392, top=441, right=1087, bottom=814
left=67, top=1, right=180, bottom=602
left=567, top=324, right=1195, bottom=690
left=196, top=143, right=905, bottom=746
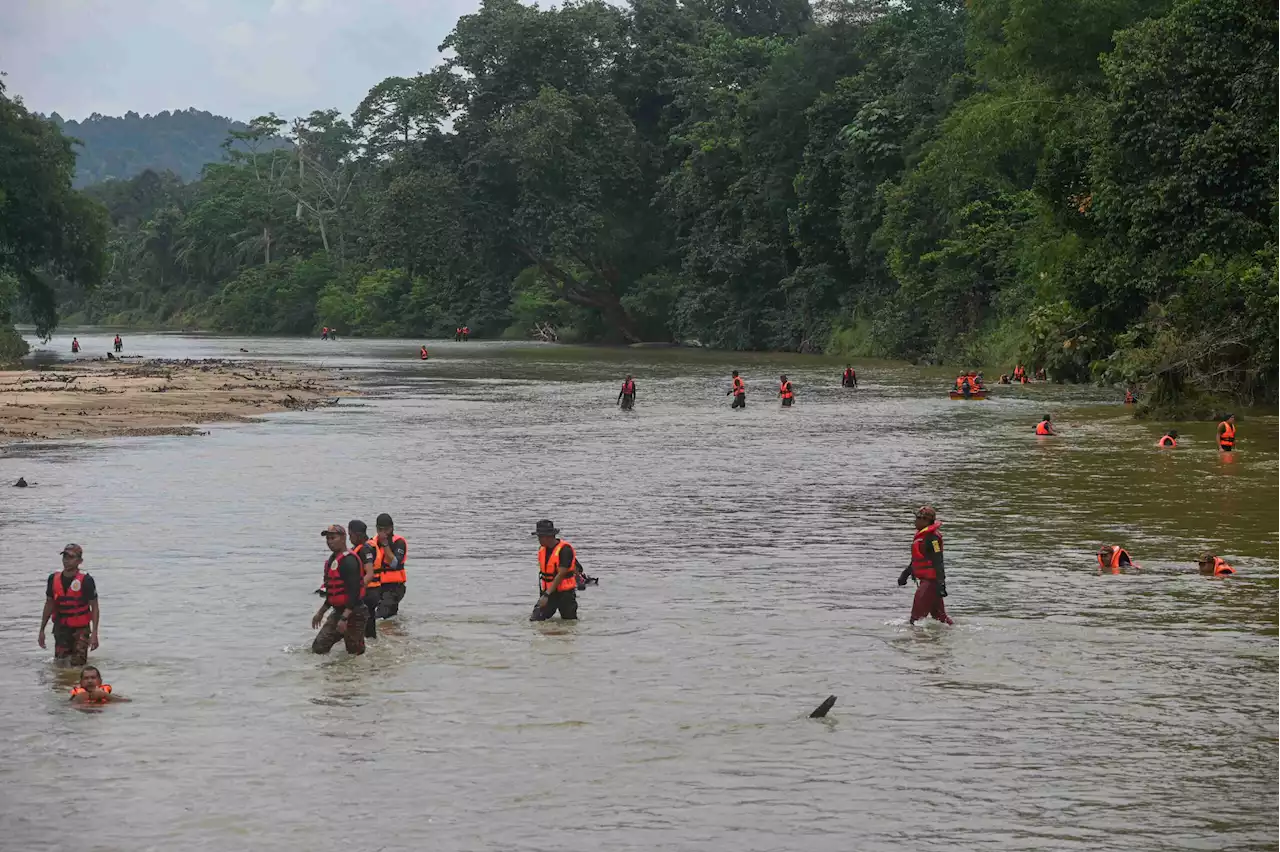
left=532, top=518, right=560, bottom=548
left=79, top=666, right=102, bottom=688
left=1224, top=413, right=1235, bottom=423
left=320, top=524, right=347, bottom=553
left=1166, top=429, right=1179, bottom=439
left=60, top=544, right=83, bottom=572
left=348, top=519, right=368, bottom=545
left=914, top=505, right=936, bottom=529
left=732, top=370, right=739, bottom=377
left=1196, top=551, right=1217, bottom=575
left=780, top=374, right=788, bottom=382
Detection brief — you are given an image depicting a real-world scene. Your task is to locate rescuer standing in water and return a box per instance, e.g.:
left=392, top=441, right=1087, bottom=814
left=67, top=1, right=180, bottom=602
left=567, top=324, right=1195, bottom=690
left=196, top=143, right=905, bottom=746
left=312, top=524, right=367, bottom=655
left=372, top=514, right=407, bottom=620
left=530, top=519, right=581, bottom=621
left=898, top=506, right=953, bottom=625
left=618, top=375, right=636, bottom=410
left=779, top=375, right=795, bottom=407
left=38, top=544, right=100, bottom=666
left=728, top=371, right=746, bottom=409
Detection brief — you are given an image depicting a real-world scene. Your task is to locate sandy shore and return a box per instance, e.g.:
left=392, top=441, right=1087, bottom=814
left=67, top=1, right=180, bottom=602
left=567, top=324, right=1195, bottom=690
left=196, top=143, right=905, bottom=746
left=0, top=358, right=353, bottom=445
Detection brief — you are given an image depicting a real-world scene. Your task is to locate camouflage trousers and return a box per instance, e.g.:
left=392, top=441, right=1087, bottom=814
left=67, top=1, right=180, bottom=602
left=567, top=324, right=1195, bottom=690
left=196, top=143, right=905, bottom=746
left=312, top=607, right=368, bottom=655
left=53, top=625, right=91, bottom=666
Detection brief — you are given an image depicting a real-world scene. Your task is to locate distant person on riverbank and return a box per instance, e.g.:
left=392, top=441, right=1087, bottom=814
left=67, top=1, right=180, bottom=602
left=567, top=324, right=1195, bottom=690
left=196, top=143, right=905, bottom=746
left=779, top=375, right=795, bottom=407
left=898, top=506, right=952, bottom=626
left=38, top=544, right=99, bottom=667
left=71, top=337, right=80, bottom=354
left=1157, top=430, right=1178, bottom=448
left=463, top=326, right=470, bottom=341
left=618, top=375, right=636, bottom=410
left=1035, top=367, right=1046, bottom=381
left=530, top=519, right=580, bottom=622
left=1217, top=414, right=1236, bottom=452
left=1097, top=545, right=1134, bottom=574
left=420, top=345, right=429, bottom=360
left=728, top=371, right=746, bottom=408
left=346, top=520, right=379, bottom=640
left=70, top=666, right=127, bottom=705
left=1035, top=414, right=1056, bottom=436
left=454, top=327, right=463, bottom=342
left=1197, top=552, right=1235, bottom=576
left=841, top=366, right=857, bottom=388
left=1124, top=386, right=1138, bottom=404
left=321, top=327, right=329, bottom=340
left=312, top=525, right=367, bottom=656
left=372, top=514, right=408, bottom=620
left=113, top=335, right=122, bottom=353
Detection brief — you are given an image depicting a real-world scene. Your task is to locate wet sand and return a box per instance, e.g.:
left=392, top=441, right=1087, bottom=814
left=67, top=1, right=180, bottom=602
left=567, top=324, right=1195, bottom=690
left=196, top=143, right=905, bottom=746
left=0, top=358, right=351, bottom=444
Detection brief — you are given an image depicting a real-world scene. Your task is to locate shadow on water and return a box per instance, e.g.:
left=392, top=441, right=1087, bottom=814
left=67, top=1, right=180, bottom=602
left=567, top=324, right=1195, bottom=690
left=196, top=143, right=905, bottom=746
left=0, top=332, right=1275, bottom=852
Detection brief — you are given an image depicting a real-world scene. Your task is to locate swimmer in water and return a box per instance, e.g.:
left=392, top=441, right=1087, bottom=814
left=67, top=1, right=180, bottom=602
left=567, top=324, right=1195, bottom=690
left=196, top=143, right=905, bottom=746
left=69, top=666, right=127, bottom=704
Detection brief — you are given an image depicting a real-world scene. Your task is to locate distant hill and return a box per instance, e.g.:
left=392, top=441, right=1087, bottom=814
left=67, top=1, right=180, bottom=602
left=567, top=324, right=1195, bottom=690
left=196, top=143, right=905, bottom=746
left=48, top=108, right=291, bottom=188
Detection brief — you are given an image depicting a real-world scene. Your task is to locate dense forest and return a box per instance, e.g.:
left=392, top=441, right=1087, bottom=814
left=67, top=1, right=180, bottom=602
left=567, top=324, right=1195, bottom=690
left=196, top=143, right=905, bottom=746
left=50, top=109, right=291, bottom=187
left=3, top=0, right=1277, bottom=405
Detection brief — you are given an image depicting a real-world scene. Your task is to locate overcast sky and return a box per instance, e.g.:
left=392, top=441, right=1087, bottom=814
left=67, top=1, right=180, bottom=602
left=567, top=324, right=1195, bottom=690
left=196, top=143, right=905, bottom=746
left=2, top=0, right=484, bottom=121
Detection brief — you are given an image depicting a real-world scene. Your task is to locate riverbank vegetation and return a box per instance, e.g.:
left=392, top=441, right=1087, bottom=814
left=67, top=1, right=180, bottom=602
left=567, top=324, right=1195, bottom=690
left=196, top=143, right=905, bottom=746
left=1, top=0, right=1275, bottom=403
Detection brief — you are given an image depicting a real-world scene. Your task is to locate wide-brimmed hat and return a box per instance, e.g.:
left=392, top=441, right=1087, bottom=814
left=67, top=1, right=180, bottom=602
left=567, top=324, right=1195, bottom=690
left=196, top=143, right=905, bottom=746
left=531, top=519, right=559, bottom=537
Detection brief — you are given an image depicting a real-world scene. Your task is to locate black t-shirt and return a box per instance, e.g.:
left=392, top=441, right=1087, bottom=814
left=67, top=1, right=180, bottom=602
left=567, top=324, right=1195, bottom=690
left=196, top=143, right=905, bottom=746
left=351, top=541, right=376, bottom=575
left=326, top=553, right=364, bottom=608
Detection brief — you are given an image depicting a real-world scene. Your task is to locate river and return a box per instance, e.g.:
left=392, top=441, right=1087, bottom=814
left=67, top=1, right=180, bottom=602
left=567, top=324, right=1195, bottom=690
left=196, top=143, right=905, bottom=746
left=1, top=332, right=1275, bottom=852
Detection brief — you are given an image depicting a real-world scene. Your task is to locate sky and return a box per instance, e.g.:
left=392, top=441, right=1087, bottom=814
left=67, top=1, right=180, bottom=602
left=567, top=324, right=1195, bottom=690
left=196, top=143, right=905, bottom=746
left=1, top=0, right=485, bottom=121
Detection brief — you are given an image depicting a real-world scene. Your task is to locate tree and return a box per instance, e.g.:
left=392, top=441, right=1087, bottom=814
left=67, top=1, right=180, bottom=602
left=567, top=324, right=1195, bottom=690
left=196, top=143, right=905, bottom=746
left=0, top=79, right=107, bottom=350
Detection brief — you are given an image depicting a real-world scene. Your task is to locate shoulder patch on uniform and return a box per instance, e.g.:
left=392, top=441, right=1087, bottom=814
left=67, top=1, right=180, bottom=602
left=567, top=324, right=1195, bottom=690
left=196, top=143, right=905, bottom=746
left=931, top=540, right=942, bottom=553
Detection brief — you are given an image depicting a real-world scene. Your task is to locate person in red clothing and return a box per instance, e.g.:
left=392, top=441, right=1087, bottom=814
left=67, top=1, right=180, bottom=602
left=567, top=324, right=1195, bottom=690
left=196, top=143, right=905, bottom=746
left=898, top=506, right=953, bottom=625
left=38, top=544, right=100, bottom=666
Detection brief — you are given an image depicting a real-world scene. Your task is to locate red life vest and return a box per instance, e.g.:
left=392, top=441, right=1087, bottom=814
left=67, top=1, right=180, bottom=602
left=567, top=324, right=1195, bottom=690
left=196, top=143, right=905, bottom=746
left=373, top=535, right=408, bottom=585
left=622, top=380, right=635, bottom=394
left=780, top=381, right=794, bottom=400
left=910, top=523, right=942, bottom=581
left=1157, top=435, right=1177, bottom=448
left=52, top=571, right=92, bottom=628
left=1035, top=421, right=1052, bottom=435
left=323, top=551, right=361, bottom=608
left=420, top=347, right=428, bottom=360
left=539, top=540, right=579, bottom=593
left=732, top=376, right=745, bottom=395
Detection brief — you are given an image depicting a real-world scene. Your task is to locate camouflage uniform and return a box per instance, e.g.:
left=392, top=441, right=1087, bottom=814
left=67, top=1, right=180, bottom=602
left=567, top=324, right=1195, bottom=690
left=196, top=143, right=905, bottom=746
left=312, top=606, right=368, bottom=655
left=53, top=625, right=91, bottom=666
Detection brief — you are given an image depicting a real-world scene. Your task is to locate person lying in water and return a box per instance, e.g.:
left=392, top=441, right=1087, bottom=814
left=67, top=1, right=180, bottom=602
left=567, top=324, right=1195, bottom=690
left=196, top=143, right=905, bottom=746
left=69, top=665, right=128, bottom=704
left=1197, top=552, right=1235, bottom=576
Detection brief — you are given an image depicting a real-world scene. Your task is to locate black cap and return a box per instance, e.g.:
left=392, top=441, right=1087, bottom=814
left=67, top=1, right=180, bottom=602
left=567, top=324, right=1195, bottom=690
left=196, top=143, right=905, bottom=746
left=376, top=513, right=394, bottom=529
left=348, top=519, right=367, bottom=535
left=532, top=519, right=559, bottom=537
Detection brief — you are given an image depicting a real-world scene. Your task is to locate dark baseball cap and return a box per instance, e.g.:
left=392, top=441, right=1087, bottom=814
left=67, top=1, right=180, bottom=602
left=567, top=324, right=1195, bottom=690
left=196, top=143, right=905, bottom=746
left=320, top=524, right=346, bottom=538
left=376, top=513, right=394, bottom=529
left=348, top=519, right=367, bottom=535
left=61, top=544, right=83, bottom=556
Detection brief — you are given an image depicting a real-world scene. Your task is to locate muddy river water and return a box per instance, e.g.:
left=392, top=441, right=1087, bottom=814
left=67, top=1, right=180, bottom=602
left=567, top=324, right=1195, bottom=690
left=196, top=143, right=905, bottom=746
left=1, top=333, right=1275, bottom=851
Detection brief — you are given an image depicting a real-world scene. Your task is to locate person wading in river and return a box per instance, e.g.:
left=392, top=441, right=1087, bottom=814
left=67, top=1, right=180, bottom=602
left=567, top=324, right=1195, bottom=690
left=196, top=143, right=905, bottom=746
left=1217, top=414, right=1236, bottom=453
left=779, top=375, right=795, bottom=407
left=38, top=544, right=100, bottom=666
left=1035, top=414, right=1056, bottom=435
left=728, top=371, right=746, bottom=409
left=531, top=519, right=580, bottom=621
left=312, top=525, right=367, bottom=655
left=1197, top=551, right=1235, bottom=576
left=841, top=365, right=857, bottom=388
left=371, top=514, right=407, bottom=620
left=346, top=520, right=379, bottom=639
left=898, top=507, right=953, bottom=626
left=618, top=375, right=637, bottom=410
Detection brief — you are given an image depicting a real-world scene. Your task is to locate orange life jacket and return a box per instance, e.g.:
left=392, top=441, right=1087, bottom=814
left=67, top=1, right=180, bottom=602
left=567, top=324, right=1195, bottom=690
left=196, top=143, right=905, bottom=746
left=70, top=684, right=112, bottom=704
left=780, top=381, right=794, bottom=400
left=1097, top=546, right=1130, bottom=571
left=349, top=540, right=377, bottom=589
left=1210, top=557, right=1234, bottom=576
left=1124, top=391, right=1135, bottom=404
left=1035, top=421, right=1052, bottom=435
left=539, top=540, right=579, bottom=593
left=1219, top=421, right=1235, bottom=450
left=910, top=523, right=942, bottom=581
left=732, top=376, right=745, bottom=395
left=1157, top=435, right=1177, bottom=448
left=955, top=376, right=966, bottom=389
left=52, top=571, right=92, bottom=628
left=373, top=535, right=408, bottom=585
left=323, top=550, right=361, bottom=608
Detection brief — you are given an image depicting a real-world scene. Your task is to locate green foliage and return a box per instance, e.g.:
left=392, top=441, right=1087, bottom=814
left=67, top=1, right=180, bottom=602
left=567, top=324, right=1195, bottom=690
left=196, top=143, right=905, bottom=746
left=8, top=0, right=1272, bottom=404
